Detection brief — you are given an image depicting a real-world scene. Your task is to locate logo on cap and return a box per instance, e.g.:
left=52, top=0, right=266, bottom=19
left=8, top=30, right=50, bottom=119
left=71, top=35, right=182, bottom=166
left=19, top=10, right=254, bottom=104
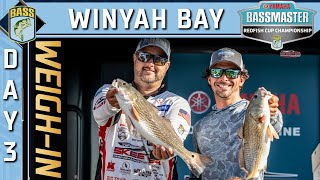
left=210, top=48, right=244, bottom=71
left=136, top=38, right=171, bottom=58
left=218, top=49, right=235, bottom=60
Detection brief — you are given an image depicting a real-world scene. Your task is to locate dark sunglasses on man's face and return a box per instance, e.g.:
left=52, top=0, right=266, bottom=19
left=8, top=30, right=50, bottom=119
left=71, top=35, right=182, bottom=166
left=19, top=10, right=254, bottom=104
left=211, top=68, right=241, bottom=79
left=135, top=51, right=169, bottom=66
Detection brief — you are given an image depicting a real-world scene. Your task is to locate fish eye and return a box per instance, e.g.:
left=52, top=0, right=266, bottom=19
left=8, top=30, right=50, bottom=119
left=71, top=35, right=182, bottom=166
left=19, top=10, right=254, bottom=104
left=254, top=95, right=258, bottom=99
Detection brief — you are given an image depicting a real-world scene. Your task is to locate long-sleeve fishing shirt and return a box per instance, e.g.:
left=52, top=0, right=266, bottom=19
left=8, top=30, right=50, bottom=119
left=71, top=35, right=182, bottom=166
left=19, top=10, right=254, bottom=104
left=191, top=99, right=283, bottom=180
left=93, top=83, right=191, bottom=180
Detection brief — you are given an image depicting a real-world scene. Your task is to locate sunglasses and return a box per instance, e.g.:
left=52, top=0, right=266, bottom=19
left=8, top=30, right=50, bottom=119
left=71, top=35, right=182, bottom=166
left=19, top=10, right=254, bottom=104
left=135, top=51, right=169, bottom=66
left=211, top=68, right=241, bottom=79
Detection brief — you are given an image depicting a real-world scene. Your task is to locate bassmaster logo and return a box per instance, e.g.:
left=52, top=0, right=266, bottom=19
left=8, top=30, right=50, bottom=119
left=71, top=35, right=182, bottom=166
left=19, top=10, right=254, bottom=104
left=8, top=6, right=36, bottom=44
left=239, top=1, right=316, bottom=50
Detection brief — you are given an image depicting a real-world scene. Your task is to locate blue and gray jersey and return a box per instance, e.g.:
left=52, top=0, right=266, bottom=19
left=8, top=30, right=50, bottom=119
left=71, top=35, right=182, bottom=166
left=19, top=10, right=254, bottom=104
left=191, top=99, right=283, bottom=180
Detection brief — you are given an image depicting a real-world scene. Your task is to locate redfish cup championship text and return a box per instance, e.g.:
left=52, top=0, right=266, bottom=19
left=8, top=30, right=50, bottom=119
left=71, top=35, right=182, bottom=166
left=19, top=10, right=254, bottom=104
left=68, top=8, right=225, bottom=29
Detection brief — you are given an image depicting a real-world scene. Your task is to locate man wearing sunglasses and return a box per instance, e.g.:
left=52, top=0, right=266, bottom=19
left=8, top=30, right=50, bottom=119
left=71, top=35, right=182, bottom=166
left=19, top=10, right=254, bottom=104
left=190, top=48, right=283, bottom=180
left=92, top=38, right=191, bottom=180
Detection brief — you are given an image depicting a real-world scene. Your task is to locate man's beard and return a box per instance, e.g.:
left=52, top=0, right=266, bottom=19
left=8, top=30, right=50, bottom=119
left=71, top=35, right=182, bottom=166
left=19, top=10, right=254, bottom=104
left=216, top=90, right=233, bottom=99
left=139, top=71, right=160, bottom=83
left=214, top=82, right=238, bottom=99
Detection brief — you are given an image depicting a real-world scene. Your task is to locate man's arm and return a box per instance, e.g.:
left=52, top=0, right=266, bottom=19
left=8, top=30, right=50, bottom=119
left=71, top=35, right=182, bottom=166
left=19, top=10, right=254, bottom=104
left=92, top=84, right=121, bottom=126
left=151, top=97, right=192, bottom=160
left=164, top=97, right=192, bottom=141
left=270, top=109, right=283, bottom=134
left=268, top=95, right=283, bottom=134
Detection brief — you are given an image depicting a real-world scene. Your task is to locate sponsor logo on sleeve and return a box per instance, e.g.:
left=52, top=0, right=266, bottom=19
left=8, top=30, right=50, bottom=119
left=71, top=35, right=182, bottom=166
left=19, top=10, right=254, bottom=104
left=177, top=124, right=186, bottom=135
left=117, top=127, right=130, bottom=141
left=107, top=161, right=116, bottom=172
left=133, top=169, right=152, bottom=177
left=157, top=105, right=171, bottom=112
left=94, top=96, right=106, bottom=110
left=178, top=109, right=191, bottom=125
left=120, top=161, right=131, bottom=175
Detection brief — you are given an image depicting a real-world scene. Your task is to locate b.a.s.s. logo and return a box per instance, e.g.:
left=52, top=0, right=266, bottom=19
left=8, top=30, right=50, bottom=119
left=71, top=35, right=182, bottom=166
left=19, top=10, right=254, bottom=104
left=9, top=6, right=36, bottom=44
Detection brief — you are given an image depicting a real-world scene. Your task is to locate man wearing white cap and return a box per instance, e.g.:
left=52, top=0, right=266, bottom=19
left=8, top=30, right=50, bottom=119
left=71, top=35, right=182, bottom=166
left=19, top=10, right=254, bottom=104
left=191, top=48, right=283, bottom=180
left=92, top=38, right=191, bottom=180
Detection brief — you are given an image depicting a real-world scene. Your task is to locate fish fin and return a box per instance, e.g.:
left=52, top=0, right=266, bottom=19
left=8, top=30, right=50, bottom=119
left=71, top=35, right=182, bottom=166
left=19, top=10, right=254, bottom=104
left=237, top=125, right=244, bottom=139
left=264, top=163, right=267, bottom=172
left=268, top=124, right=279, bottom=141
left=267, top=125, right=274, bottom=142
left=245, top=170, right=261, bottom=180
left=237, top=126, right=245, bottom=171
left=239, top=145, right=247, bottom=172
left=160, top=117, right=182, bottom=144
left=131, top=106, right=139, bottom=121
left=245, top=158, right=261, bottom=179
left=189, top=152, right=213, bottom=178
left=258, top=115, right=265, bottom=123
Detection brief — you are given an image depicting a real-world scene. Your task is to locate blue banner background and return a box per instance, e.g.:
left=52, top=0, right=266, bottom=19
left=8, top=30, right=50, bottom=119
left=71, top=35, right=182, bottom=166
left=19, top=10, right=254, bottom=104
left=25, top=2, right=320, bottom=36
left=0, top=31, right=23, bottom=180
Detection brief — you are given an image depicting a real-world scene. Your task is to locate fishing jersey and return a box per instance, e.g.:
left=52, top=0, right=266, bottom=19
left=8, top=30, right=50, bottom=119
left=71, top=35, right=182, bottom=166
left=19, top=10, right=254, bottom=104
left=191, top=99, right=283, bottom=180
left=92, top=84, right=191, bottom=180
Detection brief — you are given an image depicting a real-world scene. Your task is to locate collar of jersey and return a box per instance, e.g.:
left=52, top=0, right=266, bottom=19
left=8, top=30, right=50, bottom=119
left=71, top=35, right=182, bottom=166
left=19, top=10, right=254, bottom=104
left=212, top=99, right=248, bottom=113
left=131, top=81, right=166, bottom=99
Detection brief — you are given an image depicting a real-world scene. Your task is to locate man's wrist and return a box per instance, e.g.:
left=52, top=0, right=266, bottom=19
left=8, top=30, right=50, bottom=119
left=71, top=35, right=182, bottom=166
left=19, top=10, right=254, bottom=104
left=105, top=99, right=120, bottom=112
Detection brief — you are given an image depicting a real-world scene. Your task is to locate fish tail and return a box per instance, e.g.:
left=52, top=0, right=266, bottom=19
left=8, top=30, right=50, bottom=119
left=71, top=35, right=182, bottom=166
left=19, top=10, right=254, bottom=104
left=188, top=152, right=213, bottom=178
left=245, top=167, right=260, bottom=180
